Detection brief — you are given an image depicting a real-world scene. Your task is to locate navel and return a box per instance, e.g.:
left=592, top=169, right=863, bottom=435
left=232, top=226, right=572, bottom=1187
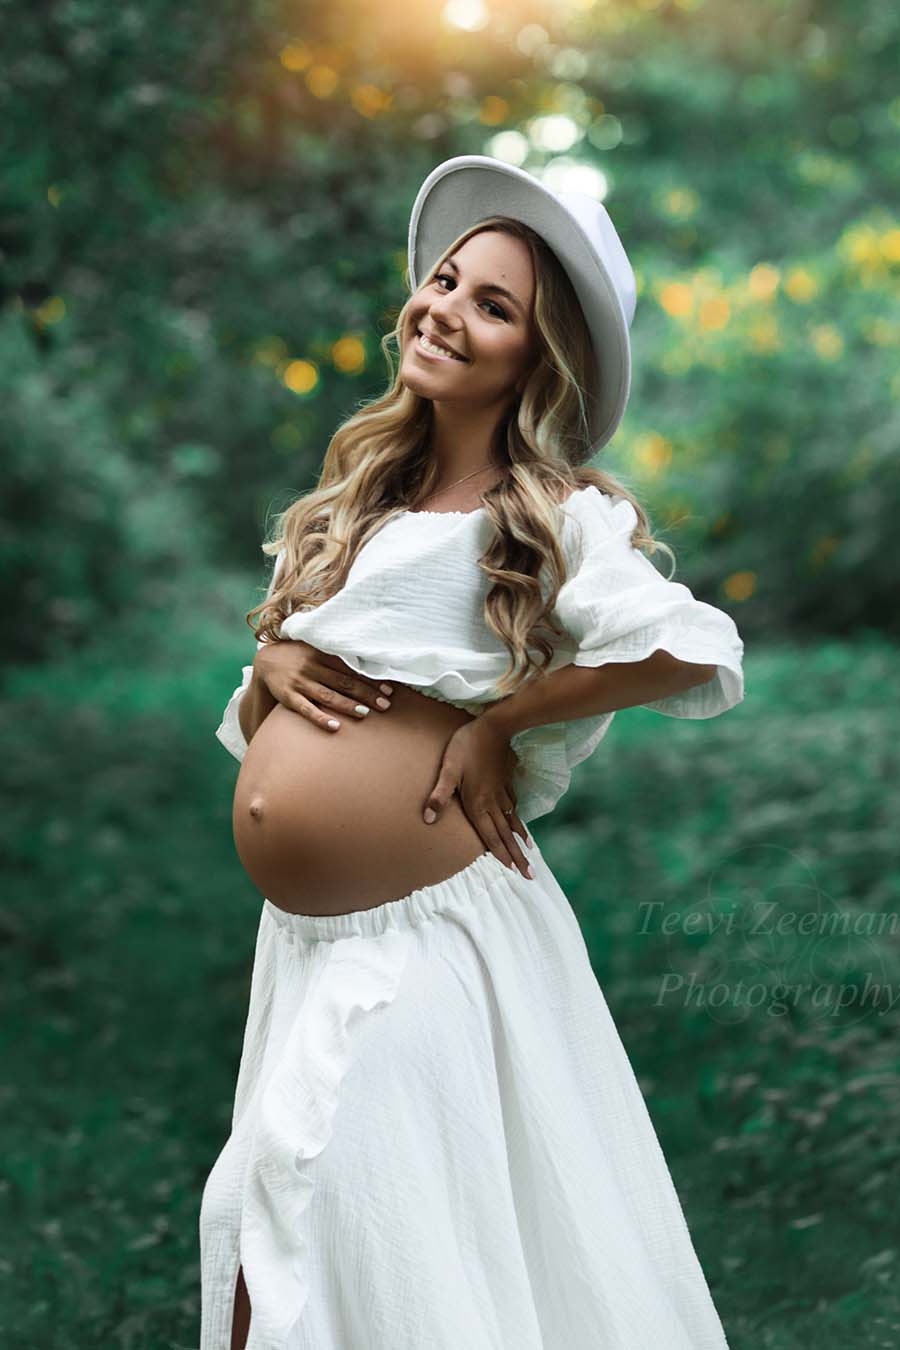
left=248, top=795, right=266, bottom=821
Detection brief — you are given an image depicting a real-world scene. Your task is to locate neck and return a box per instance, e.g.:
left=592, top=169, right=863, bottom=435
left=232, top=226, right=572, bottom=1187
left=426, top=397, right=509, bottom=483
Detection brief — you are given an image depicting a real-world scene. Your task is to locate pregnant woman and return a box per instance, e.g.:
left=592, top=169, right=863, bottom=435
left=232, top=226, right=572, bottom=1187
left=199, top=155, right=745, bottom=1350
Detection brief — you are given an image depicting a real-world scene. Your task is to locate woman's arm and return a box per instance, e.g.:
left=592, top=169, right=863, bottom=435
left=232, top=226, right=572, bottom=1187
left=480, top=651, right=717, bottom=740
left=237, top=664, right=279, bottom=745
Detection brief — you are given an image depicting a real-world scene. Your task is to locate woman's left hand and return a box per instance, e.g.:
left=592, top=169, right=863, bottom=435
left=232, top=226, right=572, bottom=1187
left=422, top=718, right=534, bottom=878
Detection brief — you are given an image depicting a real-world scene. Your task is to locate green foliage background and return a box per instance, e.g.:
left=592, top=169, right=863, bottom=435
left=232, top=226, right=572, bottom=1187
left=2, top=0, right=899, bottom=1344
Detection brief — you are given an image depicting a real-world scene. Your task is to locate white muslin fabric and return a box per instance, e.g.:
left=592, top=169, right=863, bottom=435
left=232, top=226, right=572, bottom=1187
left=198, top=843, right=732, bottom=1349
left=215, top=487, right=745, bottom=824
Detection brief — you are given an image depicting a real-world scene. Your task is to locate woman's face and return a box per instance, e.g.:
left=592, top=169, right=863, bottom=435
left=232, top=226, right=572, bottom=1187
left=400, top=229, right=538, bottom=411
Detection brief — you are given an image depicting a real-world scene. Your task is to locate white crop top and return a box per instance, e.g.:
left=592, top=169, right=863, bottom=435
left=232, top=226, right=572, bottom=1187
left=215, top=486, right=745, bottom=824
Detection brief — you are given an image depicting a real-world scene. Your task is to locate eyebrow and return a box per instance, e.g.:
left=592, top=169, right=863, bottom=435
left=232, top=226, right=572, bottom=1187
left=439, top=255, right=525, bottom=316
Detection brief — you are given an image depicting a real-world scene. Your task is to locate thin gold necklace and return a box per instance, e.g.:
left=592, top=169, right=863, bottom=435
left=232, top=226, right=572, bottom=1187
left=416, top=463, right=499, bottom=509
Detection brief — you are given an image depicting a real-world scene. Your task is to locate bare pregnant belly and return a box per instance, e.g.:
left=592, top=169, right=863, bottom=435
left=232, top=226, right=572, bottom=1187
left=232, top=683, right=492, bottom=916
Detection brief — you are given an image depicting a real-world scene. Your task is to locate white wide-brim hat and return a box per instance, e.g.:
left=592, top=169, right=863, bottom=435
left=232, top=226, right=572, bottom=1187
left=407, top=154, right=637, bottom=461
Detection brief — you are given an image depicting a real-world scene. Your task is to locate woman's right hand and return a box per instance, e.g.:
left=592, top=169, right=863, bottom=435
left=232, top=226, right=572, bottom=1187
left=253, top=639, right=394, bottom=732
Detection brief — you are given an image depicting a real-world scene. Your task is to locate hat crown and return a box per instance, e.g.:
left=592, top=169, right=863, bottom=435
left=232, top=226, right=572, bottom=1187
left=553, top=188, right=636, bottom=330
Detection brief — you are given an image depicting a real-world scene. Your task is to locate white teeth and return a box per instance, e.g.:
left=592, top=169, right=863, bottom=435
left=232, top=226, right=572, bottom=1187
left=418, top=331, right=464, bottom=361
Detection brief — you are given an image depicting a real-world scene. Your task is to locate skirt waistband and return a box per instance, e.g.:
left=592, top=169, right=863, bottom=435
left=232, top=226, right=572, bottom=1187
left=262, top=848, right=518, bottom=945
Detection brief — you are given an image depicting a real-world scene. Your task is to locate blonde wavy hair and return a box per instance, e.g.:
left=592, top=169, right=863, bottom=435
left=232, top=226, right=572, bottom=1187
left=249, top=215, right=675, bottom=698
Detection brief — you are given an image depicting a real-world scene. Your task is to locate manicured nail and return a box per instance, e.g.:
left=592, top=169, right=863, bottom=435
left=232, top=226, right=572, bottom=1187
left=380, top=683, right=394, bottom=695
left=376, top=697, right=390, bottom=709
left=354, top=704, right=370, bottom=716
left=327, top=718, right=340, bottom=730
left=423, top=808, right=436, bottom=824
left=526, top=864, right=535, bottom=879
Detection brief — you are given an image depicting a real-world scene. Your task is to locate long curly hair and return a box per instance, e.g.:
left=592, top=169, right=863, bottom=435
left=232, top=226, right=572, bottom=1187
left=248, top=215, right=675, bottom=699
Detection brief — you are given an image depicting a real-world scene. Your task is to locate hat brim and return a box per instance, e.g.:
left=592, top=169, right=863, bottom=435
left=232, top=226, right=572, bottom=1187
left=407, top=155, right=631, bottom=457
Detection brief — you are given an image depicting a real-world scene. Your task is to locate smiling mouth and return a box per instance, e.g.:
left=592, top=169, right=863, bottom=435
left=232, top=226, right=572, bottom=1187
left=415, top=329, right=469, bottom=362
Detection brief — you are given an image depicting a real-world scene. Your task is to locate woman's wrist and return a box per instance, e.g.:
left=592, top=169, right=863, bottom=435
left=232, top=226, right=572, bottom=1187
left=478, top=698, right=521, bottom=741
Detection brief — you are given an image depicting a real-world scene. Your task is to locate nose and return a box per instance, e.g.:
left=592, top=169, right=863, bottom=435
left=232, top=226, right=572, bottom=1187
left=426, top=289, right=464, bottom=332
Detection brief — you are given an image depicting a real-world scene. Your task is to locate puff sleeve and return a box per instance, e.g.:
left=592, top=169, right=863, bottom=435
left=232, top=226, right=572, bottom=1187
left=214, top=548, right=286, bottom=762
left=553, top=487, right=745, bottom=718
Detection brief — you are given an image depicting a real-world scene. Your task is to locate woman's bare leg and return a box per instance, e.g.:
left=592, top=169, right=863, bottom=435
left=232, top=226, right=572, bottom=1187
left=230, top=1263, right=251, bottom=1349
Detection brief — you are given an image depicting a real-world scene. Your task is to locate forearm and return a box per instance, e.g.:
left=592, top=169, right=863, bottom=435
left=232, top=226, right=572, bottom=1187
left=238, top=665, right=278, bottom=745
left=481, top=650, right=718, bottom=739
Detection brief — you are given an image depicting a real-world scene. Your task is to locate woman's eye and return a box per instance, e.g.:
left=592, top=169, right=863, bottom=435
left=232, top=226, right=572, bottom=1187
left=433, top=274, right=507, bottom=321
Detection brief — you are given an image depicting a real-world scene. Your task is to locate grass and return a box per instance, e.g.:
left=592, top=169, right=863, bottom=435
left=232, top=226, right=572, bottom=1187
left=2, top=585, right=898, bottom=1348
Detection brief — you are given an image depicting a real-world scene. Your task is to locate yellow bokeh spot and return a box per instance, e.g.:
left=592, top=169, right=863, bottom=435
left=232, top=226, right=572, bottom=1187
left=841, top=223, right=882, bottom=268
left=280, top=43, right=313, bottom=71
left=724, top=571, right=756, bottom=602
left=36, top=296, right=66, bottom=324
left=634, top=431, right=672, bottom=474
left=283, top=359, right=319, bottom=394
left=662, top=187, right=699, bottom=219
left=658, top=282, right=693, bottom=318
left=881, top=228, right=900, bottom=263
left=47, top=184, right=63, bottom=207
left=479, top=96, right=509, bottom=126
left=306, top=66, right=338, bottom=98
left=698, top=296, right=730, bottom=331
left=351, top=84, right=392, bottom=118
left=331, top=335, right=367, bottom=373
left=747, top=263, right=780, bottom=301
left=838, top=220, right=900, bottom=281
left=784, top=267, right=818, bottom=303
left=810, top=323, right=843, bottom=360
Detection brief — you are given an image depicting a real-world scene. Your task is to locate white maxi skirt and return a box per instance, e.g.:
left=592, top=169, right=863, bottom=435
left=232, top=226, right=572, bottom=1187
left=198, top=840, right=731, bottom=1349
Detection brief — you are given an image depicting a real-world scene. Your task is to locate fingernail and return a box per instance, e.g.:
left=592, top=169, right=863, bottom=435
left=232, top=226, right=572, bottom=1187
left=327, top=719, right=340, bottom=730
left=354, top=704, right=370, bottom=716
left=526, top=864, right=535, bottom=879
left=423, top=808, right=436, bottom=824
left=376, top=697, right=390, bottom=709
left=380, top=683, right=394, bottom=695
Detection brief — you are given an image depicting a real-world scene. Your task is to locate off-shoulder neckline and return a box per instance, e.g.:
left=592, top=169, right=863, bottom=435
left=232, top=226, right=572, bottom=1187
left=393, top=486, right=614, bottom=523
left=399, top=507, right=486, bottom=519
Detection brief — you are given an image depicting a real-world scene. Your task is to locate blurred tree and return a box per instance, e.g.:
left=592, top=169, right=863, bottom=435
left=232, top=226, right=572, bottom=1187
left=1, top=0, right=898, bottom=662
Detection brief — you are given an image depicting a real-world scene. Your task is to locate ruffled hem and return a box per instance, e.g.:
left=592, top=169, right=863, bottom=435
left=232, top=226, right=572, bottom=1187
left=240, top=926, right=413, bottom=1350
left=572, top=629, right=745, bottom=720
left=509, top=630, right=744, bottom=825
left=277, top=612, right=500, bottom=708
